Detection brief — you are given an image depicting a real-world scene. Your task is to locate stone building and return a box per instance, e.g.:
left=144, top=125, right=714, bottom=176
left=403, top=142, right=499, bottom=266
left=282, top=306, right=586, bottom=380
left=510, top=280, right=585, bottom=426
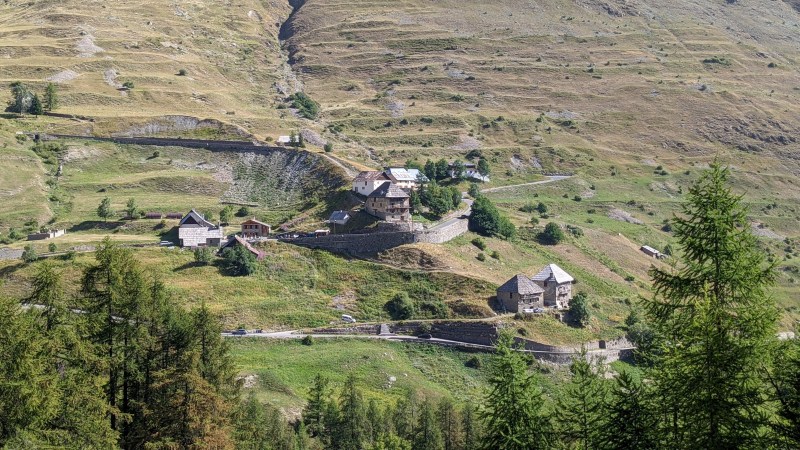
left=531, top=263, right=575, bottom=309
left=365, top=183, right=411, bottom=222
left=496, top=274, right=545, bottom=313
left=177, top=210, right=225, bottom=248
left=353, top=171, right=392, bottom=196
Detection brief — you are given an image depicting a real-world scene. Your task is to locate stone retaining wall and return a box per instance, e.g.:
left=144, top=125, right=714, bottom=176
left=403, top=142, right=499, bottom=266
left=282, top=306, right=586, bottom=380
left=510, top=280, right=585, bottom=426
left=417, top=218, right=470, bottom=244
left=289, top=231, right=417, bottom=255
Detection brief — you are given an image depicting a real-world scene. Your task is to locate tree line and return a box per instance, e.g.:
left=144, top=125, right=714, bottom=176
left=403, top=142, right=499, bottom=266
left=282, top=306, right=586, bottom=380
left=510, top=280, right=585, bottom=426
left=7, top=82, right=58, bottom=115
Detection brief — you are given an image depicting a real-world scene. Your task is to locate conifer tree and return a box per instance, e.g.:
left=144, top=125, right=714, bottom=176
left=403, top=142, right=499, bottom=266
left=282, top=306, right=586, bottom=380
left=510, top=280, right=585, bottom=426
left=769, top=338, right=800, bottom=447
left=644, top=163, right=778, bottom=449
left=30, top=93, right=43, bottom=115
left=337, top=375, right=366, bottom=450
left=555, top=350, right=607, bottom=449
left=44, top=82, right=58, bottom=111
left=437, top=398, right=463, bottom=450
left=480, top=332, right=551, bottom=450
left=393, top=389, right=420, bottom=442
left=414, top=398, right=444, bottom=450
left=304, top=374, right=331, bottom=438
left=598, top=370, right=657, bottom=450
left=462, top=402, right=481, bottom=450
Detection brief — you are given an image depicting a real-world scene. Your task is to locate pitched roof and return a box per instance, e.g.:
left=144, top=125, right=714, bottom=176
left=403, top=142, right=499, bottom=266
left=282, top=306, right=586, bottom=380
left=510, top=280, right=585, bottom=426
left=368, top=182, right=409, bottom=199
left=406, top=168, right=428, bottom=182
left=242, top=218, right=271, bottom=227
left=329, top=210, right=351, bottom=221
left=179, top=209, right=215, bottom=228
left=354, top=171, right=390, bottom=182
left=531, top=264, right=575, bottom=284
left=222, top=235, right=265, bottom=260
left=384, top=168, right=416, bottom=182
left=497, top=275, right=544, bottom=294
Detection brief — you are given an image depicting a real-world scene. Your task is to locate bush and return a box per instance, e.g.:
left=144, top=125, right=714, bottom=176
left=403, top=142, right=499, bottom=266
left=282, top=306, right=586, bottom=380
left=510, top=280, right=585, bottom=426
left=476, top=252, right=486, bottom=261
left=323, top=143, right=333, bottom=153
left=566, top=225, right=584, bottom=237
left=465, top=356, right=482, bottom=369
left=152, top=150, right=160, bottom=158
left=538, top=222, right=565, bottom=245
left=194, top=247, right=213, bottom=265
left=471, top=237, right=486, bottom=250
left=569, top=292, right=590, bottom=327
left=177, top=68, right=188, bottom=76
left=536, top=202, right=548, bottom=214
left=385, top=292, right=415, bottom=320
left=301, top=335, right=314, bottom=346
left=625, top=275, right=635, bottom=282
left=573, top=195, right=582, bottom=202
left=530, top=217, right=540, bottom=226
left=221, top=245, right=258, bottom=276
left=122, top=81, right=135, bottom=89
left=468, top=183, right=481, bottom=198
left=289, top=92, right=320, bottom=119
left=417, top=322, right=433, bottom=335
left=48, top=242, right=57, bottom=253
left=236, top=206, right=251, bottom=217
left=21, top=245, right=37, bottom=263
left=490, top=250, right=500, bottom=260
left=520, top=202, right=537, bottom=213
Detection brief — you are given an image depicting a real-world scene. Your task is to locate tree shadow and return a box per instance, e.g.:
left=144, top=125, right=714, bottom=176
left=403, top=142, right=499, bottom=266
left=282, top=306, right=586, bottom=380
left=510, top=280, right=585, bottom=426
left=68, top=221, right=125, bottom=232
left=0, top=261, right=25, bottom=277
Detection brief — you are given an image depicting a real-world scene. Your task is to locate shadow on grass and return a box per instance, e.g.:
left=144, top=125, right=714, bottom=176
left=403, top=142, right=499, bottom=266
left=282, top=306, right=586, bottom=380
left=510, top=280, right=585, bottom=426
left=0, top=261, right=25, bottom=277
left=68, top=221, right=125, bottom=232
left=173, top=261, right=211, bottom=272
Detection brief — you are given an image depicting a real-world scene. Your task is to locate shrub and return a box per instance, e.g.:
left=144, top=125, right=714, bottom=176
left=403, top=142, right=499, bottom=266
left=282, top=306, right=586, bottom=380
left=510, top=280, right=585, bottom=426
left=236, top=206, right=251, bottom=217
left=323, top=143, right=333, bottom=153
left=194, top=247, right=213, bottom=265
left=471, top=237, right=486, bottom=250
left=301, top=335, right=314, bottom=346
left=476, top=252, right=486, bottom=261
left=62, top=250, right=76, bottom=261
left=290, top=92, right=320, bottom=119
left=177, top=68, right=188, bottom=76
left=625, top=275, right=635, bottom=282
left=152, top=150, right=160, bottom=158
left=536, top=202, right=548, bottom=214
left=566, top=225, right=584, bottom=237
left=520, top=202, right=537, bottom=213
left=490, top=250, right=500, bottom=260
left=569, top=292, right=590, bottom=327
left=122, top=81, right=135, bottom=89
left=530, top=217, right=540, bottom=226
left=48, top=242, right=57, bottom=253
left=385, top=292, right=415, bottom=320
left=468, top=183, right=481, bottom=198
left=21, top=245, right=38, bottom=263
left=538, top=222, right=565, bottom=245
left=465, top=356, right=482, bottom=369
left=417, top=322, right=433, bottom=335
left=573, top=195, right=582, bottom=202
left=222, top=245, right=258, bottom=276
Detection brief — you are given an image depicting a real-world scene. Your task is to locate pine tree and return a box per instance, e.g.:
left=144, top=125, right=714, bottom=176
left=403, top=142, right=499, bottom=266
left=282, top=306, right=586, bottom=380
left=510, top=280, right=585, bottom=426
left=414, top=398, right=444, bottom=450
left=644, top=163, right=778, bottom=449
left=304, top=374, right=331, bottom=437
left=480, top=332, right=551, bottom=450
left=393, top=389, right=420, bottom=442
left=437, top=398, right=463, bottom=450
left=30, top=93, right=43, bottom=115
left=97, top=197, right=113, bottom=221
left=337, top=375, right=366, bottom=450
left=598, top=370, right=657, bottom=450
left=462, top=402, right=481, bottom=450
left=44, top=82, right=58, bottom=111
left=769, top=338, right=800, bottom=447
left=555, top=350, right=607, bottom=449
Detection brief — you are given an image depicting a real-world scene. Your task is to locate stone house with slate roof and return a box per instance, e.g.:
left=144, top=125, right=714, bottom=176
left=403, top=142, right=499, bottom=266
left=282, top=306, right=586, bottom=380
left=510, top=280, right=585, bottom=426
left=353, top=171, right=392, bottom=196
left=365, top=183, right=411, bottom=222
left=497, top=274, right=545, bottom=313
left=531, top=263, right=575, bottom=309
left=178, top=210, right=225, bottom=248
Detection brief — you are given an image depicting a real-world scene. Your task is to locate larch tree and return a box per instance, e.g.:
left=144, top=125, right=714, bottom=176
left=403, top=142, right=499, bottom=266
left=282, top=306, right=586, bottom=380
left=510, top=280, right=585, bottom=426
left=555, top=349, right=607, bottom=449
left=598, top=370, right=657, bottom=450
left=644, top=163, right=778, bottom=450
left=480, top=332, right=551, bottom=450
left=44, top=82, right=58, bottom=111
left=414, top=398, right=444, bottom=450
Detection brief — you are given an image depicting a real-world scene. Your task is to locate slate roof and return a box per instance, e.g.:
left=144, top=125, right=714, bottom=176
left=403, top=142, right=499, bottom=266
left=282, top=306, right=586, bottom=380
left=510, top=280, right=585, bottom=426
left=367, top=182, right=409, bottom=199
left=179, top=209, right=215, bottom=228
left=329, top=211, right=351, bottom=222
left=242, top=218, right=271, bottom=227
left=354, top=171, right=390, bottom=182
left=531, top=264, right=575, bottom=284
left=497, top=275, right=544, bottom=294
left=222, top=235, right=265, bottom=260
left=406, top=168, right=428, bottom=182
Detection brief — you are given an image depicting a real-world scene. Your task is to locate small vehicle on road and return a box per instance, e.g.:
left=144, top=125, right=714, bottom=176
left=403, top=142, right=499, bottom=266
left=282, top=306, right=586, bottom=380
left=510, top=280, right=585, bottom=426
left=418, top=333, right=432, bottom=339
left=341, top=314, right=357, bottom=323
left=231, top=328, right=247, bottom=336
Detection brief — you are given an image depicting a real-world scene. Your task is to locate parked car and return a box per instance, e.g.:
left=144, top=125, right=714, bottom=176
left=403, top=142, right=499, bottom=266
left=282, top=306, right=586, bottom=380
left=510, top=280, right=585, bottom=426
left=232, top=328, right=247, bottom=336
left=418, top=333, right=432, bottom=339
left=533, top=307, right=544, bottom=314
left=159, top=241, right=173, bottom=246
left=341, top=314, right=356, bottom=323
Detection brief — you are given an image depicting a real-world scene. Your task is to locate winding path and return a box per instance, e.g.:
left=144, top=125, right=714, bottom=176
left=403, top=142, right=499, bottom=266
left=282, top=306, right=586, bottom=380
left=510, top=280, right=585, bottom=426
left=479, top=175, right=572, bottom=194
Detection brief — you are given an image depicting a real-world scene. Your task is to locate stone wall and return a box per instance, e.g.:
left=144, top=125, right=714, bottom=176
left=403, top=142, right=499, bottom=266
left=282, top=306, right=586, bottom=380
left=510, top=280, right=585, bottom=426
left=288, top=231, right=417, bottom=255
left=416, top=218, right=469, bottom=244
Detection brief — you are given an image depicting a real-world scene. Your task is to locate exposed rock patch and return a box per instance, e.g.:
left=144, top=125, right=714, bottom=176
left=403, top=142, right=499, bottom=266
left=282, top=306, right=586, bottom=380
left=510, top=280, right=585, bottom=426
left=608, top=208, right=643, bottom=225
left=46, top=69, right=79, bottom=83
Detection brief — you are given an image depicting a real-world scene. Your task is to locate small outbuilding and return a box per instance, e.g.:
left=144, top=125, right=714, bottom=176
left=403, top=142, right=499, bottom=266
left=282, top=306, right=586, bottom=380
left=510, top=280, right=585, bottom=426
left=497, top=274, right=545, bottom=313
left=640, top=245, right=662, bottom=258
left=221, top=235, right=265, bottom=260
left=329, top=211, right=351, bottom=226
left=531, top=263, right=575, bottom=309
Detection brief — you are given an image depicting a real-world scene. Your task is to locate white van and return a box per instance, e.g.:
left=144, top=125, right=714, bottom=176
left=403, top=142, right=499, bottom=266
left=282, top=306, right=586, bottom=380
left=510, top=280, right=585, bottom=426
left=341, top=314, right=356, bottom=323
